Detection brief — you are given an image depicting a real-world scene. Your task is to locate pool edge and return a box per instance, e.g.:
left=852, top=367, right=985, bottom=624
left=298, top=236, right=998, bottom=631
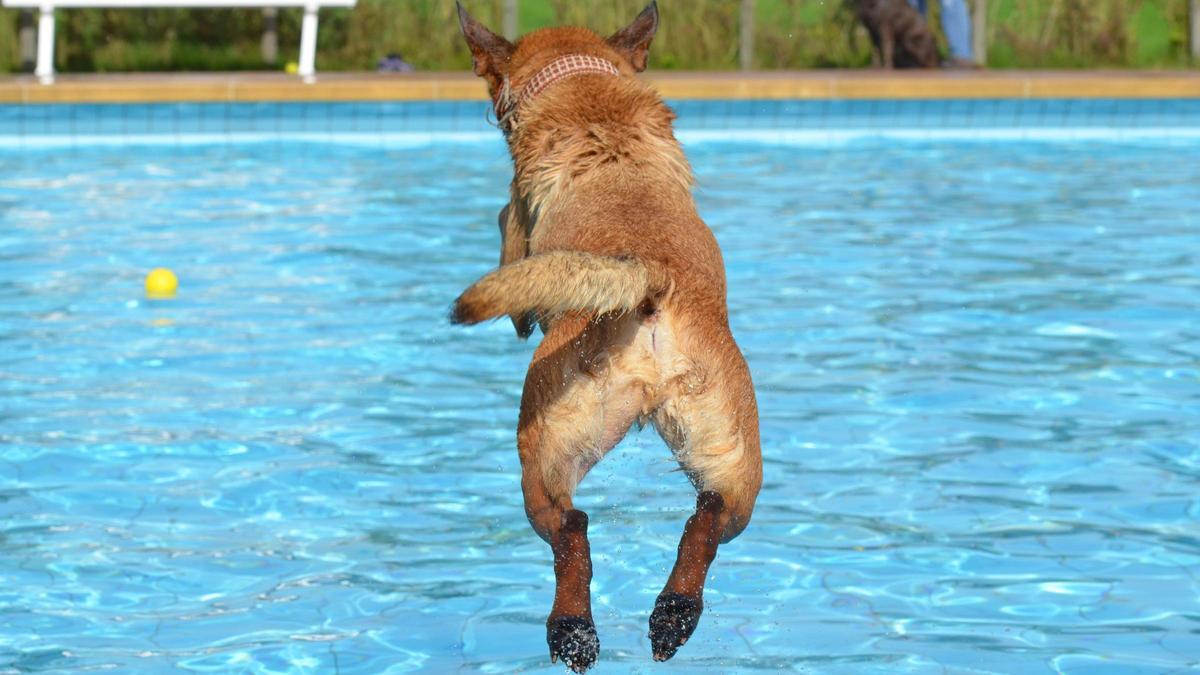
left=2, top=71, right=1199, bottom=104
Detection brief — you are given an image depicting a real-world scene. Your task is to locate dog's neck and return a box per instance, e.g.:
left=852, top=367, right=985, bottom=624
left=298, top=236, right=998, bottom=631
left=494, top=54, right=621, bottom=134
left=503, top=57, right=694, bottom=221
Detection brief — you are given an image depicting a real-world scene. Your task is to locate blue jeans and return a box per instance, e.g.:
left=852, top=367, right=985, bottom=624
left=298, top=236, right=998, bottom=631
left=907, top=0, right=973, bottom=60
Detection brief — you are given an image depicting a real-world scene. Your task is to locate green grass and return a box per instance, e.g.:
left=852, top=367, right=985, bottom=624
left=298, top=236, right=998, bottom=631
left=986, top=0, right=1193, bottom=68
left=0, top=0, right=1195, bottom=74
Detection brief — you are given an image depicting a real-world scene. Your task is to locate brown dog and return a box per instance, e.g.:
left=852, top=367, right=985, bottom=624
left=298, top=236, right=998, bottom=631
left=450, top=2, right=762, bottom=671
left=855, top=0, right=940, bottom=68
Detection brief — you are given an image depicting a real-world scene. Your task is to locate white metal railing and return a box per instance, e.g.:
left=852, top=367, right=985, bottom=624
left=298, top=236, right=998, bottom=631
left=1, top=0, right=356, bottom=85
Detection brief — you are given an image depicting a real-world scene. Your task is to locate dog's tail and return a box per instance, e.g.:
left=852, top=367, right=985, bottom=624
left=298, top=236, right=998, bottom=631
left=450, top=251, right=669, bottom=326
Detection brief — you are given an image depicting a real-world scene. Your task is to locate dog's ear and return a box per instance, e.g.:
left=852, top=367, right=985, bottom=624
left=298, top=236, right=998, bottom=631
left=456, top=2, right=513, bottom=79
left=607, top=1, right=658, bottom=72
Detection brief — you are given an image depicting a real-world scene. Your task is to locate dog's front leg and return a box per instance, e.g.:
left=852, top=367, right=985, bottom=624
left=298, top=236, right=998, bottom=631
left=649, top=490, right=725, bottom=661
left=496, top=199, right=536, bottom=338
left=880, top=24, right=896, bottom=69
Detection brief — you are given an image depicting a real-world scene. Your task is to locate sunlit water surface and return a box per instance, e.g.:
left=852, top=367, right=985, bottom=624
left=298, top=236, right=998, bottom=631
left=1, top=138, right=1198, bottom=674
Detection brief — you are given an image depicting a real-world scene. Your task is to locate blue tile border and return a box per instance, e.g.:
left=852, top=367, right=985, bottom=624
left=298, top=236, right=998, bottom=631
left=0, top=99, right=1198, bottom=148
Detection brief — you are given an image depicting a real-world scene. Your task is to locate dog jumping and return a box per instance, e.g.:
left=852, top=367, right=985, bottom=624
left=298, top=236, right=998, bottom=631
left=451, top=2, right=762, bottom=671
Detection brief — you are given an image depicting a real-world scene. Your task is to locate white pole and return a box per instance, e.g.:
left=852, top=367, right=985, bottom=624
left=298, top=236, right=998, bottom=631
left=298, top=0, right=318, bottom=83
left=973, top=0, right=987, bottom=66
left=739, top=0, right=754, bottom=71
left=503, top=0, right=517, bottom=40
left=1191, top=0, right=1199, bottom=63
left=262, top=7, right=278, bottom=65
left=36, top=2, right=56, bottom=85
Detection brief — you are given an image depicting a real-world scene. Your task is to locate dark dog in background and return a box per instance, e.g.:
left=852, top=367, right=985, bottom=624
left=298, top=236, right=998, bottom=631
left=854, top=0, right=940, bottom=68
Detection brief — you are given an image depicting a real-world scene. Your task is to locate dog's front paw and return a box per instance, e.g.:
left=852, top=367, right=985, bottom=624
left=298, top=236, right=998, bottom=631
left=547, top=615, right=599, bottom=673
left=649, top=592, right=703, bottom=661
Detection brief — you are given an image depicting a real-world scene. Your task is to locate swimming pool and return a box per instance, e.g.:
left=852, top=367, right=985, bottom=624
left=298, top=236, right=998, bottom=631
left=2, top=109, right=1199, bottom=673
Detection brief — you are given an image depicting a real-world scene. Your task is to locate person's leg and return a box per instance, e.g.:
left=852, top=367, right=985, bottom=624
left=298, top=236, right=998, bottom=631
left=906, top=0, right=929, bottom=15
left=939, top=0, right=974, bottom=61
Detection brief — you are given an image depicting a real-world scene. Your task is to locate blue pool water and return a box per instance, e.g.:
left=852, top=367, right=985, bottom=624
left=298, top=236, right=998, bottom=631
left=1, top=132, right=1199, bottom=674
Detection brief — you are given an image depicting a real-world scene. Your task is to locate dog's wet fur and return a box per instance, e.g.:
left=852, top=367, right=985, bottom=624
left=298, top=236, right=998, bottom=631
left=854, top=0, right=940, bottom=69
left=451, top=2, right=762, bottom=671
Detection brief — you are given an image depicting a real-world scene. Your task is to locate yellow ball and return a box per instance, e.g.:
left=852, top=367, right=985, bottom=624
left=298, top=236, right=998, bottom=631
left=285, top=61, right=299, bottom=74
left=145, top=268, right=178, bottom=299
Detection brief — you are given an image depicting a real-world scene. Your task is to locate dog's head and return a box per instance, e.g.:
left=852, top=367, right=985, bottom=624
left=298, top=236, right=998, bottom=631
left=456, top=1, right=658, bottom=104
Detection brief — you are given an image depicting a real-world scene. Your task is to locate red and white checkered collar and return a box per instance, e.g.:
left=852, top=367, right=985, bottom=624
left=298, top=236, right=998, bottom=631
left=493, top=54, right=621, bottom=134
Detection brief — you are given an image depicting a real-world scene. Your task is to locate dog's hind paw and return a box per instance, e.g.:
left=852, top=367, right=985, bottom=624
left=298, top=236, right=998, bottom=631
left=649, top=592, right=703, bottom=661
left=547, top=615, right=599, bottom=673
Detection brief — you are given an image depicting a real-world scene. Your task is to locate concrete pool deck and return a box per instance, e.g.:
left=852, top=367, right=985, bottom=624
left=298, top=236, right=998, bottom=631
left=1, top=71, right=1199, bottom=104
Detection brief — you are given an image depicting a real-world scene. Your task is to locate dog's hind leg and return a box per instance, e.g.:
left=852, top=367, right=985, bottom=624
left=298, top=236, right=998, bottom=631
left=519, top=405, right=602, bottom=673
left=518, top=389, right=602, bottom=673
left=517, top=314, right=645, bottom=673
left=648, top=343, right=763, bottom=661
left=648, top=490, right=725, bottom=662
left=864, top=25, right=884, bottom=68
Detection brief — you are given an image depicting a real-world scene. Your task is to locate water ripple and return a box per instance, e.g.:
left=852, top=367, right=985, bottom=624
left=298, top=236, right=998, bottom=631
left=1, top=139, right=1198, bottom=672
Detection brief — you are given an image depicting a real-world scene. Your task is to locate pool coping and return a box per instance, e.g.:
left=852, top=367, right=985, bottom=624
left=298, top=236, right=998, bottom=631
left=2, top=71, right=1199, bottom=104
